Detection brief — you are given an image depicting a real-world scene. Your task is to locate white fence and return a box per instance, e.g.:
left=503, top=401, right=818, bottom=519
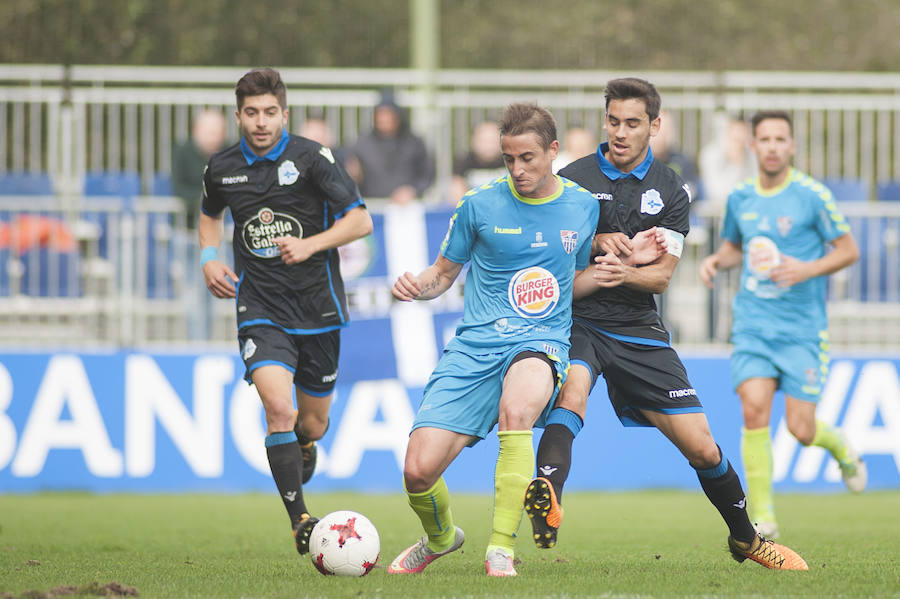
left=2, top=66, right=900, bottom=348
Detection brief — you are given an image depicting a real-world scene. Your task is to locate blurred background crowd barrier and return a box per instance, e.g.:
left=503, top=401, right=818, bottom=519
left=2, top=65, right=900, bottom=350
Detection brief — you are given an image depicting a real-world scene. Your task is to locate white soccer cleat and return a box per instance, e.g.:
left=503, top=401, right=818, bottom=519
left=484, top=547, right=517, bottom=577
left=839, top=446, right=867, bottom=493
left=387, top=526, right=465, bottom=574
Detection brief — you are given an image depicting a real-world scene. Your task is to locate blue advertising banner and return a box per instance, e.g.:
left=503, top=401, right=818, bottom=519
left=1, top=317, right=898, bottom=494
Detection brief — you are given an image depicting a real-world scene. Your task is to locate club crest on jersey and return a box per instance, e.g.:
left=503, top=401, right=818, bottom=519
left=242, top=207, right=303, bottom=258
left=508, top=266, right=560, bottom=318
left=640, top=189, right=664, bottom=215
left=560, top=230, right=578, bottom=254
left=278, top=159, right=300, bottom=185
left=777, top=215, right=793, bottom=237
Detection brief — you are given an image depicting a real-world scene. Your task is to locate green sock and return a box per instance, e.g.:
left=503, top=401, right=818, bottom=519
left=406, top=477, right=455, bottom=552
left=812, top=419, right=849, bottom=464
left=488, top=430, right=534, bottom=557
left=741, top=426, right=776, bottom=523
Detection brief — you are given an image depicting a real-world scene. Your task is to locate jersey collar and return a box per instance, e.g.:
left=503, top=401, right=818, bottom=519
left=240, top=129, right=289, bottom=165
left=596, top=142, right=654, bottom=180
left=504, top=174, right=563, bottom=205
left=754, top=167, right=795, bottom=197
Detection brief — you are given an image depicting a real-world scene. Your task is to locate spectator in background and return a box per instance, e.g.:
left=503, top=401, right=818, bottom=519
left=298, top=116, right=347, bottom=166
left=448, top=120, right=506, bottom=205
left=171, top=109, right=227, bottom=229
left=553, top=126, right=597, bottom=173
left=346, top=91, right=434, bottom=204
left=699, top=114, right=756, bottom=215
left=650, top=109, right=701, bottom=204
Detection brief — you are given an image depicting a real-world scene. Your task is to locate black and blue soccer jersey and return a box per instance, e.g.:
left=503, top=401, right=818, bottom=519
left=559, top=142, right=691, bottom=334
left=202, top=131, right=365, bottom=333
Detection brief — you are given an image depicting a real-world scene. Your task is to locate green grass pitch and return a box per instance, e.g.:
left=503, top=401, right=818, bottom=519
left=1, top=490, right=898, bottom=598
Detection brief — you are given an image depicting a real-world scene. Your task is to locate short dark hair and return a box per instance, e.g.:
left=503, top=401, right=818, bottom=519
left=751, top=110, right=793, bottom=136
left=235, top=68, right=287, bottom=110
left=604, top=77, right=661, bottom=122
left=498, top=102, right=557, bottom=150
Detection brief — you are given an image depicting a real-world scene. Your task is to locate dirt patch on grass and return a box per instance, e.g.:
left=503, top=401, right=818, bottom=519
left=2, top=581, right=139, bottom=598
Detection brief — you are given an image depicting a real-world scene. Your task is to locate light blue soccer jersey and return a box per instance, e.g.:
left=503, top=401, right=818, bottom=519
left=440, top=174, right=599, bottom=355
left=721, top=168, right=851, bottom=340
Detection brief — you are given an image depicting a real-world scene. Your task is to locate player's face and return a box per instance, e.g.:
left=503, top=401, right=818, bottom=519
left=604, top=98, right=660, bottom=173
left=751, top=118, right=795, bottom=179
left=236, top=94, right=288, bottom=156
left=501, top=132, right=559, bottom=198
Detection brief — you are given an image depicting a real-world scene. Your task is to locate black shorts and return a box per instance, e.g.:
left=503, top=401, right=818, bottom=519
left=238, top=325, right=341, bottom=397
left=569, top=319, right=703, bottom=427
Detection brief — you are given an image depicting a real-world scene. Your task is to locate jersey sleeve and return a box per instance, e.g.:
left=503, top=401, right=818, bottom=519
left=658, top=178, right=691, bottom=236
left=310, top=145, right=366, bottom=219
left=813, top=185, right=852, bottom=243
left=200, top=162, right=226, bottom=217
left=721, top=191, right=742, bottom=245
left=576, top=199, right=600, bottom=270
left=439, top=195, right=476, bottom=265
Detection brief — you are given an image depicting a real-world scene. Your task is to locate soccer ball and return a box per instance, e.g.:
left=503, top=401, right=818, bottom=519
left=309, top=510, right=380, bottom=576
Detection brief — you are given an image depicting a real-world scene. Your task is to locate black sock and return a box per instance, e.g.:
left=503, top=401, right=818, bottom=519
left=266, top=434, right=308, bottom=526
left=535, top=423, right=575, bottom=503
left=695, top=450, right=756, bottom=543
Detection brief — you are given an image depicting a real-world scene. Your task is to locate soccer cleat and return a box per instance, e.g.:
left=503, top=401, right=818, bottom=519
left=839, top=445, right=867, bottom=493
left=524, top=477, right=563, bottom=548
left=387, top=526, right=465, bottom=574
left=293, top=410, right=318, bottom=484
left=292, top=514, right=319, bottom=555
left=484, top=547, right=517, bottom=577
left=728, top=534, right=808, bottom=570
left=754, top=521, right=780, bottom=540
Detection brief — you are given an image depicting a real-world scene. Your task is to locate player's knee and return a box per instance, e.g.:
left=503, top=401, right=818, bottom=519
left=298, top=411, right=328, bottom=441
left=688, top=441, right=723, bottom=470
left=403, top=462, right=437, bottom=494
left=556, top=384, right=588, bottom=418
left=264, top=403, right=296, bottom=432
left=787, top=418, right=815, bottom=446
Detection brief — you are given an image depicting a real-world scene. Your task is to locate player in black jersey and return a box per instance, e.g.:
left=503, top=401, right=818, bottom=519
left=523, top=78, right=807, bottom=570
left=198, top=68, right=373, bottom=556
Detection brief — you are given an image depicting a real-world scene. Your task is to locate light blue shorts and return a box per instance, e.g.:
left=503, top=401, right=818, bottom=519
left=412, top=341, right=567, bottom=443
left=730, top=331, right=829, bottom=402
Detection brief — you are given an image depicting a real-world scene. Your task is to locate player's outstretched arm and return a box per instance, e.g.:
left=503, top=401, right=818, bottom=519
left=700, top=240, right=742, bottom=288
left=392, top=255, right=463, bottom=302
left=770, top=232, right=859, bottom=288
left=275, top=206, right=373, bottom=265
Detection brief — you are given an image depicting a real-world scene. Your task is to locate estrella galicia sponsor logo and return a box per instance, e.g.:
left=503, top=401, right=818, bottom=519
left=640, top=188, right=664, bottom=215
left=668, top=387, right=697, bottom=399
left=278, top=159, right=300, bottom=185
left=222, top=174, right=248, bottom=184
left=560, top=230, right=578, bottom=254
left=508, top=266, right=560, bottom=318
left=242, top=207, right=302, bottom=258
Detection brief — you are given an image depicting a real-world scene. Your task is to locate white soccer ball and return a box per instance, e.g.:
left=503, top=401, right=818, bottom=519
left=309, top=510, right=380, bottom=577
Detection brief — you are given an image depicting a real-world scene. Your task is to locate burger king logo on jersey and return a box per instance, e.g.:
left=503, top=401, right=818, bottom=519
left=242, top=207, right=303, bottom=258
left=508, top=266, right=560, bottom=318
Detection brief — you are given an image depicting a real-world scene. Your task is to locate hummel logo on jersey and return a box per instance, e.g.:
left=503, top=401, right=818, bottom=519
left=539, top=465, right=558, bottom=476
left=733, top=498, right=746, bottom=509
left=494, top=225, right=522, bottom=235
left=222, top=174, right=248, bottom=185
left=283, top=491, right=297, bottom=502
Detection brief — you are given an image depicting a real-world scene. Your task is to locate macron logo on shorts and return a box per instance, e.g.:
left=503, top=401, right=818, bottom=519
left=668, top=387, right=697, bottom=399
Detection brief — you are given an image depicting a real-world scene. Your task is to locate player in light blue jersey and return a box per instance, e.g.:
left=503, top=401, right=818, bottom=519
left=387, top=102, right=662, bottom=577
left=701, top=110, right=865, bottom=539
